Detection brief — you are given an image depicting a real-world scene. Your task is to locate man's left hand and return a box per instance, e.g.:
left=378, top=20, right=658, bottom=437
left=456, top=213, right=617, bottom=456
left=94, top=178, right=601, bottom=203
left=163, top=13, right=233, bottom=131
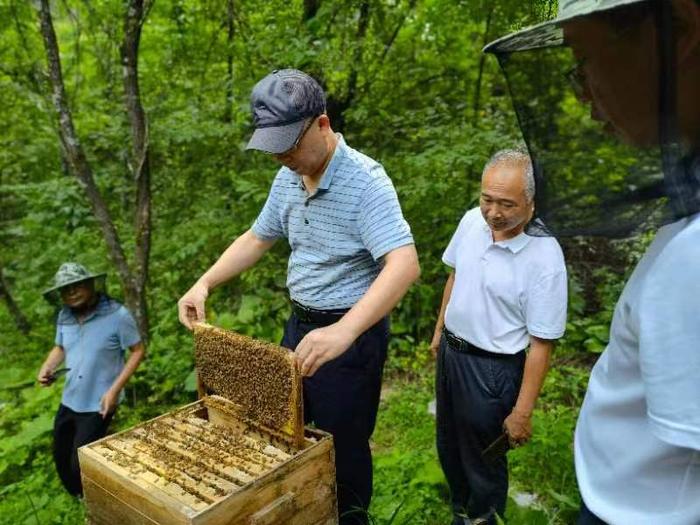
left=503, top=409, right=532, bottom=447
left=99, top=388, right=119, bottom=419
left=295, top=322, right=356, bottom=377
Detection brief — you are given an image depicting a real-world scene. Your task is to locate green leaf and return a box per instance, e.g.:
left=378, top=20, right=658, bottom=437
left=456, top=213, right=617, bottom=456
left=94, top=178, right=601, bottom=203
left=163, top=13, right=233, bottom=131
left=183, top=369, right=198, bottom=393
left=583, top=337, right=606, bottom=353
left=546, top=489, right=580, bottom=510
left=584, top=324, right=609, bottom=342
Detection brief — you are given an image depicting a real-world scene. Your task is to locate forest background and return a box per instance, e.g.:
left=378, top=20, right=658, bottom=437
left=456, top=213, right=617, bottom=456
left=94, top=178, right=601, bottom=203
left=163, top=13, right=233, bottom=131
left=0, top=1, right=646, bottom=523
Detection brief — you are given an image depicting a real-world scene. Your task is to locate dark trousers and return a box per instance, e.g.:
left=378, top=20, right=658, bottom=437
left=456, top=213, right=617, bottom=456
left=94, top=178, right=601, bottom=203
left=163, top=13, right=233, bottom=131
left=577, top=501, right=608, bottom=525
left=436, top=333, right=525, bottom=525
left=281, top=312, right=388, bottom=525
left=53, top=403, right=114, bottom=496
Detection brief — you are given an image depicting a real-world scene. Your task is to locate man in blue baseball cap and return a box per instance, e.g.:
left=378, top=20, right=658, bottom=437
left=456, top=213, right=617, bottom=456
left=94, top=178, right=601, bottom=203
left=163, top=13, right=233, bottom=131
left=179, top=69, right=420, bottom=524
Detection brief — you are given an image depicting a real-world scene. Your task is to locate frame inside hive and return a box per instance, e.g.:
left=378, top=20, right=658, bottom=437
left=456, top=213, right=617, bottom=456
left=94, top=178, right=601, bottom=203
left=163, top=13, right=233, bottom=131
left=81, top=395, right=324, bottom=514
left=193, top=323, right=305, bottom=448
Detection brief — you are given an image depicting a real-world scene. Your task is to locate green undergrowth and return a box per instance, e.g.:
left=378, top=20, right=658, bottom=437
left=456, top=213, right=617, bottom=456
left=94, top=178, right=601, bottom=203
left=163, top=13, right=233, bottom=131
left=368, top=357, right=587, bottom=525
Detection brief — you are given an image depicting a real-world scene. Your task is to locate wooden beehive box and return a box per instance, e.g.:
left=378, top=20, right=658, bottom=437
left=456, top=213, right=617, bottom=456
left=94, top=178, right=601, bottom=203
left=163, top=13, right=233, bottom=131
left=79, top=325, right=338, bottom=525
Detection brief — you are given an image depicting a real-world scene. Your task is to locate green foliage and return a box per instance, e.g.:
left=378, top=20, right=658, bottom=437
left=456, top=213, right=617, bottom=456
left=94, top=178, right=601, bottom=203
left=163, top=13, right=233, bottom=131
left=370, top=369, right=581, bottom=524
left=370, top=376, right=452, bottom=525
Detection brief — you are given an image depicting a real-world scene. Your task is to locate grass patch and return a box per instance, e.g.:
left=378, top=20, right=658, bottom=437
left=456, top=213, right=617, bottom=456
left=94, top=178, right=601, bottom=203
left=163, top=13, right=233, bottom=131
left=368, top=362, right=585, bottom=524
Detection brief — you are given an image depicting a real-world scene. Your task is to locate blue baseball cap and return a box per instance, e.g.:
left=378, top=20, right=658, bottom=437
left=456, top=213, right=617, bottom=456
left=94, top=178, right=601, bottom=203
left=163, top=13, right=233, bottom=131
left=246, top=69, right=326, bottom=154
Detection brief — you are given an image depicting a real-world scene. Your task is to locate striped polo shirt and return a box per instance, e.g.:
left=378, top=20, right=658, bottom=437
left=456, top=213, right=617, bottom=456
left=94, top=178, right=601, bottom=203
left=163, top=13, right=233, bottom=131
left=252, top=135, right=414, bottom=310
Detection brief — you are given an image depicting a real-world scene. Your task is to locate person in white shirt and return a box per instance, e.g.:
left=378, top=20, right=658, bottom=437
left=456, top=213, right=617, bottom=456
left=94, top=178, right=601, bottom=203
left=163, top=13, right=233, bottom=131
left=563, top=3, right=700, bottom=524
left=483, top=1, right=700, bottom=523
left=430, top=150, right=568, bottom=525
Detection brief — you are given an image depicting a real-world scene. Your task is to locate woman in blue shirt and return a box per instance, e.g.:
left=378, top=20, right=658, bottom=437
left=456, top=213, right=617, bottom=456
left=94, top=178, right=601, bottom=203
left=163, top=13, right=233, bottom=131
left=37, top=262, right=145, bottom=496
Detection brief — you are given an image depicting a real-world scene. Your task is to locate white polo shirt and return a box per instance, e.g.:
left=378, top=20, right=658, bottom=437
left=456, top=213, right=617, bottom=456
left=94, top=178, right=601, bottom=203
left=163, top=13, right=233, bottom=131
left=442, top=208, right=567, bottom=354
left=575, top=214, right=700, bottom=525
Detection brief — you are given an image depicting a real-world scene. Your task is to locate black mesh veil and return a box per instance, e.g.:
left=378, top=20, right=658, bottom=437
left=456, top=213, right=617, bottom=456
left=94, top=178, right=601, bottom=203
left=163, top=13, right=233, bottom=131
left=485, top=0, right=700, bottom=238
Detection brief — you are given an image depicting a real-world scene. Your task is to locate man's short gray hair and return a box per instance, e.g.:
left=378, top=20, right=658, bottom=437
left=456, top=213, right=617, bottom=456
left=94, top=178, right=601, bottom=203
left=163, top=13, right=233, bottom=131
left=482, top=149, right=535, bottom=201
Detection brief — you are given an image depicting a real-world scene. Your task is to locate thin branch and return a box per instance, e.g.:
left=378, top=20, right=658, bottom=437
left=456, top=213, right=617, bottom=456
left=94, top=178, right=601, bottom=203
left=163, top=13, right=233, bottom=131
left=379, top=0, right=416, bottom=63
left=0, top=265, right=31, bottom=334
left=472, top=6, right=494, bottom=126
left=59, top=0, right=83, bottom=110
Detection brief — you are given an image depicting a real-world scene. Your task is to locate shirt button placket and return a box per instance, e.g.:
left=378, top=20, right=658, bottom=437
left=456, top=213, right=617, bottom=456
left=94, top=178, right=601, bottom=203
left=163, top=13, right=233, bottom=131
left=78, top=324, right=84, bottom=379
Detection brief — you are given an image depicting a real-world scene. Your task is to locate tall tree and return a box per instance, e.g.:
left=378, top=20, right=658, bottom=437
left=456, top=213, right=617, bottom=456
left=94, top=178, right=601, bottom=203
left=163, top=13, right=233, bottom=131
left=37, top=0, right=152, bottom=339
left=121, top=0, right=152, bottom=338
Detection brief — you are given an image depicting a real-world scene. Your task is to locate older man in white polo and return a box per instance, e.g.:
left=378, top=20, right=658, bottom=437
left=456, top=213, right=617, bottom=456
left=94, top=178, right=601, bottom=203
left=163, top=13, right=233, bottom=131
left=430, top=149, right=568, bottom=524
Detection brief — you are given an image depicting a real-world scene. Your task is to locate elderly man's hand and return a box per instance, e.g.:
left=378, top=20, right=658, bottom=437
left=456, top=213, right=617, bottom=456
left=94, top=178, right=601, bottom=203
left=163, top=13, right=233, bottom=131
left=294, top=322, right=357, bottom=376
left=177, top=281, right=209, bottom=330
left=503, top=409, right=532, bottom=447
left=37, top=365, right=55, bottom=386
left=99, top=388, right=119, bottom=419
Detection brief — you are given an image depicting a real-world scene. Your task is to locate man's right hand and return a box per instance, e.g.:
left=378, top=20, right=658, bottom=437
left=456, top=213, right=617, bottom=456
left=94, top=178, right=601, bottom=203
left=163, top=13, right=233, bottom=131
left=178, top=281, right=209, bottom=330
left=37, top=366, right=55, bottom=386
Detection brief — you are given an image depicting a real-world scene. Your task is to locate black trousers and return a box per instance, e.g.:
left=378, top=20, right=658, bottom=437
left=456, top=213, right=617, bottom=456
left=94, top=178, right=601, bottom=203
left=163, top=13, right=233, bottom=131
left=53, top=403, right=114, bottom=496
left=281, top=312, right=388, bottom=525
left=577, top=501, right=608, bottom=525
left=436, top=333, right=525, bottom=525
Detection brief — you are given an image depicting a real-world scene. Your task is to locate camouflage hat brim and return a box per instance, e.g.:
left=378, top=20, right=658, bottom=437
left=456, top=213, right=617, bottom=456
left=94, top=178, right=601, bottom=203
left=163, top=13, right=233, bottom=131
left=483, top=0, right=648, bottom=55
left=42, top=273, right=106, bottom=298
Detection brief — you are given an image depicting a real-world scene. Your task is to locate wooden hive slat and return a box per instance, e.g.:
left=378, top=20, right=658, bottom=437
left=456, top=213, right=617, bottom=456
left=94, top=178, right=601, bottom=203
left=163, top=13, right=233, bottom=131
left=91, top=443, right=207, bottom=510
left=104, top=436, right=221, bottom=504
left=80, top=444, right=201, bottom=524
left=156, top=418, right=258, bottom=486
left=127, top=428, right=241, bottom=495
left=85, top=397, right=300, bottom=508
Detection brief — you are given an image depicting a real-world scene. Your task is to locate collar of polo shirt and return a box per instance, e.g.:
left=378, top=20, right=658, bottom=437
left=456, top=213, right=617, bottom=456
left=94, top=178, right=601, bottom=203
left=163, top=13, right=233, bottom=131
left=482, top=221, right=532, bottom=254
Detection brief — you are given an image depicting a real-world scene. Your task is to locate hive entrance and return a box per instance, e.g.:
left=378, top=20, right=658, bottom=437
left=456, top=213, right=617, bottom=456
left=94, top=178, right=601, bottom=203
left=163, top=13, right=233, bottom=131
left=193, top=324, right=304, bottom=447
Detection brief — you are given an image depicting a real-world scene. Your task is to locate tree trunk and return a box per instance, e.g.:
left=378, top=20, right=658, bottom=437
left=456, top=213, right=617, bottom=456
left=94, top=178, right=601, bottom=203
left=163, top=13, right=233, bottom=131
left=37, top=0, right=150, bottom=341
left=472, top=6, right=494, bottom=126
left=0, top=265, right=31, bottom=334
left=302, top=0, right=321, bottom=22
left=121, top=0, right=151, bottom=339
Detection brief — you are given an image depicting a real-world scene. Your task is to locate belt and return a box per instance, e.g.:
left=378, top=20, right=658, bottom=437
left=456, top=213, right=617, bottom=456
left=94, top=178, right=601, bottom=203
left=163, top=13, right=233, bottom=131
left=443, top=328, right=524, bottom=359
left=291, top=300, right=349, bottom=326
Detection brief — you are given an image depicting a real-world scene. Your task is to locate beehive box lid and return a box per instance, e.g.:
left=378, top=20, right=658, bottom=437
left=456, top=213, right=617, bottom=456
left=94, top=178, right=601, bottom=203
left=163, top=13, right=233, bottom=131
left=193, top=323, right=304, bottom=448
